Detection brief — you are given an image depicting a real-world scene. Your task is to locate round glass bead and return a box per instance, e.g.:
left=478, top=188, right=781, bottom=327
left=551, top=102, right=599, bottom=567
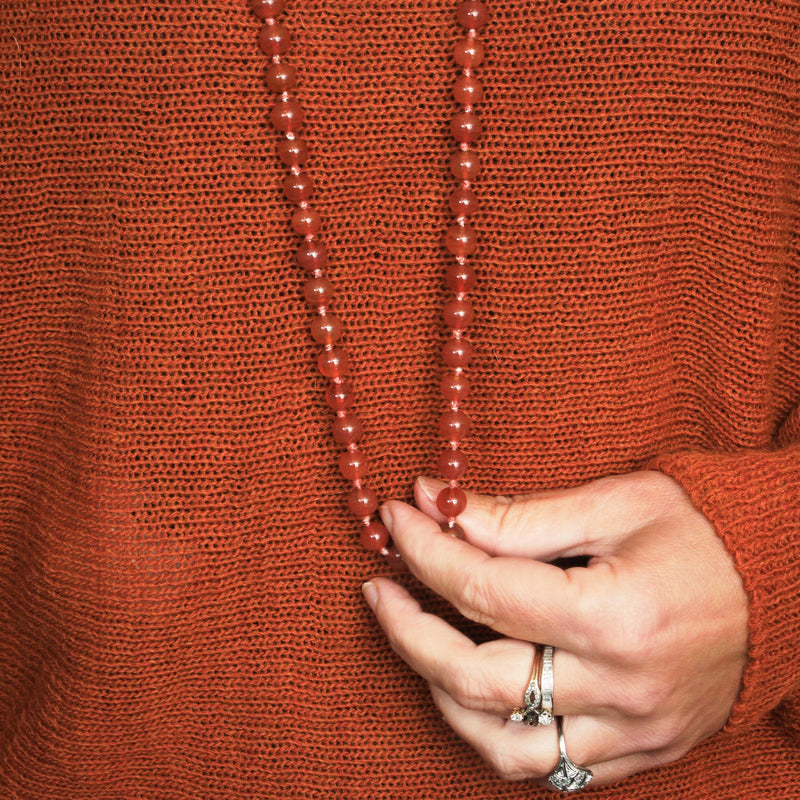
left=442, top=336, right=474, bottom=368
left=278, top=138, right=309, bottom=167
left=339, top=449, right=369, bottom=481
left=303, top=276, right=333, bottom=306
left=449, top=185, right=479, bottom=217
left=283, top=171, right=313, bottom=203
left=453, top=73, right=484, bottom=106
left=439, top=409, right=471, bottom=442
left=444, top=298, right=475, bottom=330
left=311, top=314, right=342, bottom=345
left=446, top=263, right=476, bottom=293
left=440, top=371, right=471, bottom=402
left=445, top=222, right=477, bottom=257
left=361, top=521, right=390, bottom=552
left=258, top=22, right=291, bottom=56
left=457, top=1, right=489, bottom=30
left=297, top=239, right=328, bottom=271
left=326, top=379, right=354, bottom=411
left=450, top=111, right=483, bottom=144
left=265, top=62, right=296, bottom=92
left=347, top=487, right=379, bottom=517
left=436, top=486, right=467, bottom=518
left=250, top=0, right=285, bottom=19
left=318, top=347, right=350, bottom=379
left=270, top=100, right=304, bottom=133
left=292, top=207, right=322, bottom=236
left=438, top=448, right=468, bottom=480
left=332, top=413, right=363, bottom=445
left=454, top=37, right=485, bottom=68
left=450, top=149, right=481, bottom=181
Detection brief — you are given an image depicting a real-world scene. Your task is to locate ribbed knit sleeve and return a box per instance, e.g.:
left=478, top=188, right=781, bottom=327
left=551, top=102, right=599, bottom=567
left=653, top=443, right=800, bottom=733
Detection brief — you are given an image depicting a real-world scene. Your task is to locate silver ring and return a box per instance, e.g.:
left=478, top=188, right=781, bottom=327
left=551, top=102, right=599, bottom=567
left=539, top=645, right=554, bottom=726
left=510, top=645, right=542, bottom=725
left=547, top=717, right=593, bottom=793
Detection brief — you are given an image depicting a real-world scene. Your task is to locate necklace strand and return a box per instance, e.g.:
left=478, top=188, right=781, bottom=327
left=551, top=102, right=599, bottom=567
left=249, top=0, right=489, bottom=557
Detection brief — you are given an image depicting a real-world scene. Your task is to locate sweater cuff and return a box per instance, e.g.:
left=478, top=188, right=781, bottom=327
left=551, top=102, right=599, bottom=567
left=650, top=445, right=800, bottom=730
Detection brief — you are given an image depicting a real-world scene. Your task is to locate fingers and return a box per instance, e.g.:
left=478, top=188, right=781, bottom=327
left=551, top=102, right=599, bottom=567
left=365, top=578, right=599, bottom=718
left=429, top=687, right=659, bottom=785
left=413, top=471, right=683, bottom=561
left=379, top=498, right=604, bottom=652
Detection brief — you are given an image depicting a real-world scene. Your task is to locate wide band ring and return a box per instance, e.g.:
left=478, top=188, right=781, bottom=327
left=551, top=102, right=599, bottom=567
left=539, top=644, right=554, bottom=726
left=547, top=717, right=593, bottom=793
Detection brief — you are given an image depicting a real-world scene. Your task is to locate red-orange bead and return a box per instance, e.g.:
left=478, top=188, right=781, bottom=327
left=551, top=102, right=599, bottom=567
left=450, top=149, right=481, bottom=181
left=457, top=1, right=489, bottom=30
left=283, top=171, right=313, bottom=203
left=436, top=486, right=467, bottom=518
left=332, top=413, right=363, bottom=445
left=361, top=521, right=390, bottom=552
left=250, top=0, right=285, bottom=19
left=451, top=111, right=483, bottom=144
left=450, top=185, right=479, bottom=217
left=258, top=22, right=291, bottom=56
left=446, top=263, right=476, bottom=293
left=326, top=379, right=354, bottom=411
left=278, top=138, right=309, bottom=167
left=318, top=347, right=350, bottom=379
left=339, top=449, right=370, bottom=481
left=265, top=62, right=296, bottom=92
left=292, top=207, right=321, bottom=236
left=440, top=371, right=471, bottom=402
left=454, top=37, right=484, bottom=68
left=444, top=298, right=475, bottom=330
left=270, top=100, right=304, bottom=133
left=442, top=336, right=474, bottom=368
left=453, top=73, right=484, bottom=106
left=438, top=448, right=468, bottom=480
left=303, top=276, right=333, bottom=306
left=297, top=239, right=328, bottom=271
left=439, top=409, right=471, bottom=442
left=348, top=486, right=379, bottom=517
left=311, top=314, right=342, bottom=345
left=445, top=222, right=477, bottom=257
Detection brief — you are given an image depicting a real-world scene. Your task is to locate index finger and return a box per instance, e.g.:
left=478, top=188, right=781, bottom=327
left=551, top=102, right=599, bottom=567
left=380, top=499, right=600, bottom=654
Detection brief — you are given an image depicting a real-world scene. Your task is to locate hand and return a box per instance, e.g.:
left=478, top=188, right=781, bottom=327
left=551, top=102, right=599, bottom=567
left=362, top=471, right=749, bottom=785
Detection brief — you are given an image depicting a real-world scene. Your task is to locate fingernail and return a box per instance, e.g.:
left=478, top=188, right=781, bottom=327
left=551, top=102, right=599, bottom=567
left=379, top=503, right=394, bottom=533
left=362, top=581, right=379, bottom=611
left=416, top=475, right=438, bottom=502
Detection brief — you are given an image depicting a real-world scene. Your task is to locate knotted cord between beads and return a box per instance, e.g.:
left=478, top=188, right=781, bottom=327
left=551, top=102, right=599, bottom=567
left=248, top=0, right=489, bottom=556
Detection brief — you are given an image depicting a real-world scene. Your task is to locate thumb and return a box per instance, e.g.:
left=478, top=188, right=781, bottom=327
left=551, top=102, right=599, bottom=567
left=414, top=473, right=662, bottom=561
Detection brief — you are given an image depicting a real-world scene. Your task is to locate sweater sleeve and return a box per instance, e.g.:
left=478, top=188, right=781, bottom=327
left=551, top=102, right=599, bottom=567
left=651, top=440, right=800, bottom=733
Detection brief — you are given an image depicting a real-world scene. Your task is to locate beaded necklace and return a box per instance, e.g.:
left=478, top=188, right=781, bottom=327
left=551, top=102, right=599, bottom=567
left=249, top=0, right=488, bottom=559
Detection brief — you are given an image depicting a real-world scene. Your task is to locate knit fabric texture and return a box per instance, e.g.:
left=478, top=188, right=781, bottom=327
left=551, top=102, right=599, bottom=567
left=1, top=1, right=799, bottom=797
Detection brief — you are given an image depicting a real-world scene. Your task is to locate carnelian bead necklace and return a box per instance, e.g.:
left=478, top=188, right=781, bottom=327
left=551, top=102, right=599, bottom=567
left=249, top=0, right=488, bottom=557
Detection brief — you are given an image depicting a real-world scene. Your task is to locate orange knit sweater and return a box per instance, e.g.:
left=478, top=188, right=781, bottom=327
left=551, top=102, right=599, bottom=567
left=1, top=1, right=799, bottom=797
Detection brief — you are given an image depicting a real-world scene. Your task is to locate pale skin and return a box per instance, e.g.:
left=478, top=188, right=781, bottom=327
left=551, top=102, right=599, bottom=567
left=362, top=470, right=750, bottom=786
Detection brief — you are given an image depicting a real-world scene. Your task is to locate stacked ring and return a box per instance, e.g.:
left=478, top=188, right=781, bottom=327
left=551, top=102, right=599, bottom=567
left=539, top=644, right=554, bottom=726
left=510, top=644, right=554, bottom=727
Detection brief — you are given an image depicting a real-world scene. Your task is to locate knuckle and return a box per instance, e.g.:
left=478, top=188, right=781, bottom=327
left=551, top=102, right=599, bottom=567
left=456, top=566, right=497, bottom=627
left=621, top=676, right=672, bottom=718
left=486, top=494, right=528, bottom=553
left=446, top=659, right=490, bottom=712
left=649, top=715, right=687, bottom=750
left=485, top=746, right=529, bottom=782
left=599, top=594, right=662, bottom=666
